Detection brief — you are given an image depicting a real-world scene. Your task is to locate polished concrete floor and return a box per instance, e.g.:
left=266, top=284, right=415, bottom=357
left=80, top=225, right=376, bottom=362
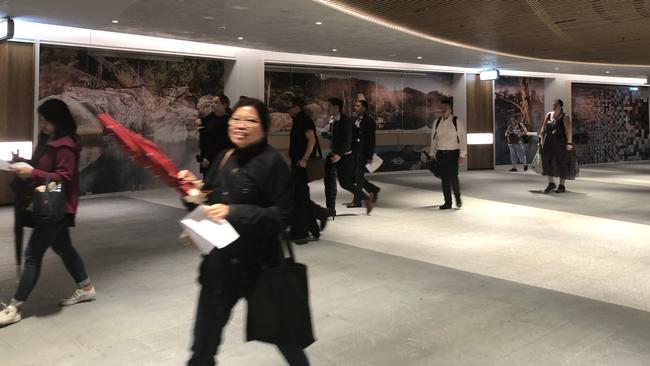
left=1, top=163, right=650, bottom=365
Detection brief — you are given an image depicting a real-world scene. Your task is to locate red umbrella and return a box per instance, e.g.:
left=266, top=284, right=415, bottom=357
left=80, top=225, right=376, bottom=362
left=81, top=103, right=200, bottom=200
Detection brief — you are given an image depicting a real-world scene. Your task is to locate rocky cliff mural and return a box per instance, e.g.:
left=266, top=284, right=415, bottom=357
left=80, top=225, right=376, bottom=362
left=39, top=45, right=224, bottom=194
left=494, top=77, right=545, bottom=165
left=265, top=67, right=453, bottom=132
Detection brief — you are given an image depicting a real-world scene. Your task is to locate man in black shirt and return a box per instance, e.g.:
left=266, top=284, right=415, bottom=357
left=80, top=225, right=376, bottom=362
left=196, top=94, right=231, bottom=175
left=348, top=100, right=381, bottom=207
left=323, top=97, right=374, bottom=215
left=288, top=97, right=329, bottom=243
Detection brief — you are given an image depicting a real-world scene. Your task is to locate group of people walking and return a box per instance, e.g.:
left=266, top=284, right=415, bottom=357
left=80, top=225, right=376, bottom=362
left=0, top=93, right=576, bottom=366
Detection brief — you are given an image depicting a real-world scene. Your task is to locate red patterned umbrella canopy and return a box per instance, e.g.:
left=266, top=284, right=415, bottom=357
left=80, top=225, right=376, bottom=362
left=81, top=103, right=197, bottom=198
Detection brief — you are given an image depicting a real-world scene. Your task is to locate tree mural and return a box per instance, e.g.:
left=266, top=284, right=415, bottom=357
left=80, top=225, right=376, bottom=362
left=495, top=77, right=532, bottom=127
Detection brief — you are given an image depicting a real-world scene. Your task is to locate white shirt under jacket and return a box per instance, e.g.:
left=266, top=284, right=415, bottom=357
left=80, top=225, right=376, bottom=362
left=430, top=115, right=468, bottom=158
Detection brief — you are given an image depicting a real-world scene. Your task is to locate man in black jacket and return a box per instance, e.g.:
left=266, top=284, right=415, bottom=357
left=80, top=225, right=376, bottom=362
left=288, top=97, right=329, bottom=243
left=348, top=100, right=381, bottom=207
left=323, top=97, right=373, bottom=215
left=196, top=94, right=231, bottom=175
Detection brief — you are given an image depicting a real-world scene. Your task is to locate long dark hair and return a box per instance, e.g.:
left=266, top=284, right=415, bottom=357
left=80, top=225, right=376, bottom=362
left=232, top=98, right=270, bottom=133
left=38, top=99, right=77, bottom=140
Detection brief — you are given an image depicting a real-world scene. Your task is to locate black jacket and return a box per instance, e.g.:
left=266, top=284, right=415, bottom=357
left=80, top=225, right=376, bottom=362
left=198, top=113, right=230, bottom=168
left=329, top=114, right=353, bottom=156
left=198, top=142, right=292, bottom=287
left=352, top=114, right=376, bottom=161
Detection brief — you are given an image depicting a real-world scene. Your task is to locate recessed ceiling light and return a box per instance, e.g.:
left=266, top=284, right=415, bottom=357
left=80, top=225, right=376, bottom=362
left=554, top=67, right=559, bottom=70
left=218, top=26, right=227, bottom=30
left=202, top=16, right=215, bottom=20
left=315, top=21, right=323, bottom=25
left=112, top=19, right=119, bottom=24
left=389, top=54, right=397, bottom=57
left=237, top=36, right=244, bottom=40
left=605, top=71, right=611, bottom=74
left=332, top=48, right=337, bottom=52
left=417, top=56, right=422, bottom=59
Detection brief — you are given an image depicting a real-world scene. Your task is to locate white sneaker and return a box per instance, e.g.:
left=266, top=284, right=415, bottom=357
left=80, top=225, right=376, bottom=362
left=60, top=287, right=96, bottom=307
left=0, top=303, right=22, bottom=327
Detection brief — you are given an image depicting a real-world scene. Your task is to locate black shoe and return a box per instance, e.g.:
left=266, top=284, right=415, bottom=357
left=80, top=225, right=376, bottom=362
left=456, top=196, right=462, bottom=208
left=292, top=236, right=310, bottom=245
left=509, top=168, right=517, bottom=172
left=372, top=188, right=380, bottom=203
left=544, top=183, right=557, bottom=193
left=439, top=203, right=452, bottom=210
left=345, top=202, right=362, bottom=208
left=524, top=165, right=528, bottom=172
left=555, top=185, right=566, bottom=193
left=328, top=208, right=336, bottom=220
left=364, top=194, right=374, bottom=215
left=317, top=210, right=329, bottom=231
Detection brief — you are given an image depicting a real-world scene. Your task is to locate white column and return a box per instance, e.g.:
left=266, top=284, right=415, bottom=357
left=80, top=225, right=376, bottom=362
left=224, top=50, right=264, bottom=101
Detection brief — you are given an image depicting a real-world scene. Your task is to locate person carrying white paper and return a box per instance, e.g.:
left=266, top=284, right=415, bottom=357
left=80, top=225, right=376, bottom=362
left=178, top=98, right=310, bottom=366
left=348, top=100, right=381, bottom=208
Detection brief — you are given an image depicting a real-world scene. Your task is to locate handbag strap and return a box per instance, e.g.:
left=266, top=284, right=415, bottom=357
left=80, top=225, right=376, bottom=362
left=313, top=130, right=322, bottom=159
left=278, top=230, right=296, bottom=266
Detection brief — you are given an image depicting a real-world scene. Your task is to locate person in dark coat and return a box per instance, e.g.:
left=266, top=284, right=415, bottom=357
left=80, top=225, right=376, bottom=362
left=322, top=97, right=373, bottom=216
left=348, top=100, right=380, bottom=207
left=179, top=98, right=310, bottom=366
left=540, top=99, right=574, bottom=193
left=1, top=99, right=95, bottom=327
left=196, top=94, right=231, bottom=175
left=288, top=96, right=329, bottom=244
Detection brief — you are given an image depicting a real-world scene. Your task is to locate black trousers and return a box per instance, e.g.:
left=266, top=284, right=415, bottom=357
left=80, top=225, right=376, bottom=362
left=352, top=156, right=380, bottom=205
left=436, top=150, right=461, bottom=205
left=188, top=259, right=310, bottom=366
left=324, top=153, right=368, bottom=209
left=14, top=220, right=90, bottom=302
left=290, top=167, right=326, bottom=238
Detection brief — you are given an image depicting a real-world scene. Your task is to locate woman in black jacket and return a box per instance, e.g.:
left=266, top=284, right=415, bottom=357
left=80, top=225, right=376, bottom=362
left=180, top=98, right=310, bottom=366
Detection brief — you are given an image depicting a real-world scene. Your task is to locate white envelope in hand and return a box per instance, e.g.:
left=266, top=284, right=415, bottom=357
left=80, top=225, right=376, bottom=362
left=180, top=205, right=240, bottom=255
left=365, top=154, right=383, bottom=173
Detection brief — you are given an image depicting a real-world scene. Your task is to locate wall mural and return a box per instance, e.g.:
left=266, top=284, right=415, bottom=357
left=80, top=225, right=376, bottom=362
left=39, top=45, right=224, bottom=194
left=265, top=67, right=454, bottom=132
left=494, top=76, right=546, bottom=165
left=572, top=83, right=650, bottom=164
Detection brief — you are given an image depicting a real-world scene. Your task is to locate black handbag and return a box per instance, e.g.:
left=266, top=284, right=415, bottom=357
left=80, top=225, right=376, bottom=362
left=32, top=178, right=65, bottom=224
left=422, top=151, right=441, bottom=178
left=246, top=232, right=315, bottom=349
left=306, top=131, right=325, bottom=183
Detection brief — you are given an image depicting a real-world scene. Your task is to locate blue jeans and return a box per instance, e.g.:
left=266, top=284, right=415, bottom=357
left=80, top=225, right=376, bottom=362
left=508, top=143, right=527, bottom=165
left=14, top=220, right=90, bottom=302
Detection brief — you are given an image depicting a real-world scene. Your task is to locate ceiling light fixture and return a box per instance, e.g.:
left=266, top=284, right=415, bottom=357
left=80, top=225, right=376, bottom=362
left=554, top=67, right=559, bottom=70
left=605, top=71, right=611, bottom=74
left=112, top=19, right=119, bottom=24
left=630, top=87, right=639, bottom=91
left=417, top=56, right=423, bottom=59
left=315, top=21, right=323, bottom=25
left=237, top=36, right=244, bottom=40
left=332, top=48, right=337, bottom=52
left=218, top=26, right=227, bottom=30
left=479, top=69, right=500, bottom=81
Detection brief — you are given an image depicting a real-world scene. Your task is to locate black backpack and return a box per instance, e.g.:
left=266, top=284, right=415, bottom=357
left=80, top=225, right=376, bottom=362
left=432, top=116, right=460, bottom=143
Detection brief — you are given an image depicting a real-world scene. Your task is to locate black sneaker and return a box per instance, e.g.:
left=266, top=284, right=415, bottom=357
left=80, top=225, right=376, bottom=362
left=509, top=168, right=517, bottom=172
left=439, top=203, right=452, bottom=210
left=555, top=185, right=566, bottom=193
left=524, top=165, right=528, bottom=172
left=544, top=183, right=557, bottom=194
left=456, top=196, right=462, bottom=208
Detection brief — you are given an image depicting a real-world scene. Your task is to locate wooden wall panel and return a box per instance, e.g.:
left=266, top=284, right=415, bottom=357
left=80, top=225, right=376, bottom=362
left=466, top=74, right=494, bottom=170
left=0, top=42, right=35, bottom=205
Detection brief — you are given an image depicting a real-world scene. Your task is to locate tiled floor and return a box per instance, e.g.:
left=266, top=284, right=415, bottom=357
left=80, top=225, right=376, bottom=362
left=1, top=163, right=650, bottom=365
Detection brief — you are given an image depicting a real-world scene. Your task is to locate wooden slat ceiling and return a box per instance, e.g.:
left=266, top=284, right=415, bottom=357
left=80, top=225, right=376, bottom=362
left=324, top=0, right=650, bottom=65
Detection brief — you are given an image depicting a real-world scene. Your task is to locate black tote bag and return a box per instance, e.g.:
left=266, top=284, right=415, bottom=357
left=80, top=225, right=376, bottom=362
left=246, top=232, right=315, bottom=349
left=306, top=131, right=325, bottom=183
left=422, top=151, right=441, bottom=178
left=32, top=179, right=65, bottom=224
